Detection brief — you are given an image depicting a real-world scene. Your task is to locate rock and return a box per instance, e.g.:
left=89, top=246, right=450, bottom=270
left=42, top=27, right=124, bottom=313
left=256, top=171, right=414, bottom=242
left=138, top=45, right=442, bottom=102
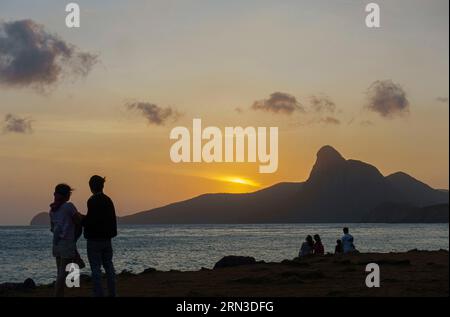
left=30, top=212, right=49, bottom=226
left=23, top=278, right=36, bottom=289
left=0, top=280, right=35, bottom=293
left=120, top=269, right=135, bottom=276
left=214, top=256, right=256, bottom=269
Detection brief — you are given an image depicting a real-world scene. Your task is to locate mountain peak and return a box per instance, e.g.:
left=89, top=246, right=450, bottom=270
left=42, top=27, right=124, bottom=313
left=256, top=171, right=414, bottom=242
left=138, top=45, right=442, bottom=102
left=306, top=146, right=346, bottom=183
left=316, top=145, right=345, bottom=164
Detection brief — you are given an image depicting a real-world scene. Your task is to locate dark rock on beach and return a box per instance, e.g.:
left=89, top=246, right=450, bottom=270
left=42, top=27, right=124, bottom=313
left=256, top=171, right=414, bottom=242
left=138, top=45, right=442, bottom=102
left=23, top=278, right=36, bottom=289
left=0, top=278, right=36, bottom=294
left=142, top=268, right=157, bottom=274
left=213, top=256, right=256, bottom=269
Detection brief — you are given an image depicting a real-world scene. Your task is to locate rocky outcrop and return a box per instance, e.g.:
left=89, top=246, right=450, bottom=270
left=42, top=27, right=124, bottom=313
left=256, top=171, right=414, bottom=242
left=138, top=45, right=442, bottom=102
left=214, top=256, right=257, bottom=269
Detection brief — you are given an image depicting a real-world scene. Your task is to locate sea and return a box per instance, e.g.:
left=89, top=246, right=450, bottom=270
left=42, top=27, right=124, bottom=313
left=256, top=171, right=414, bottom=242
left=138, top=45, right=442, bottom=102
left=0, top=223, right=448, bottom=284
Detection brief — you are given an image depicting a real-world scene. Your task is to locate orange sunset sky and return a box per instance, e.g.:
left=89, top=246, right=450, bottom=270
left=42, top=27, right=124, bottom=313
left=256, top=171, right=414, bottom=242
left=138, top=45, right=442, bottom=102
left=0, top=0, right=448, bottom=224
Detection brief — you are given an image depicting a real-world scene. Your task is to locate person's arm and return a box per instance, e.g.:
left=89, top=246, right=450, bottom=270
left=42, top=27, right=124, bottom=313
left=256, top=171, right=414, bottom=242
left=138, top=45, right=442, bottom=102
left=50, top=216, right=54, bottom=233
left=83, top=199, right=92, bottom=227
left=68, top=203, right=84, bottom=226
left=109, top=197, right=118, bottom=238
left=83, top=197, right=101, bottom=227
left=73, top=211, right=85, bottom=226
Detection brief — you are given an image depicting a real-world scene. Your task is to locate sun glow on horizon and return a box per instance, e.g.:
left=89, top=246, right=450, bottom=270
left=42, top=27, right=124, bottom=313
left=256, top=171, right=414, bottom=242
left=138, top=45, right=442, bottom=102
left=216, top=176, right=261, bottom=188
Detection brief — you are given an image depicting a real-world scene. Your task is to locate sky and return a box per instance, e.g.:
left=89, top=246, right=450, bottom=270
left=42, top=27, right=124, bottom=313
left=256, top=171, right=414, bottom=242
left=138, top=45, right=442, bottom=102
left=0, top=0, right=448, bottom=224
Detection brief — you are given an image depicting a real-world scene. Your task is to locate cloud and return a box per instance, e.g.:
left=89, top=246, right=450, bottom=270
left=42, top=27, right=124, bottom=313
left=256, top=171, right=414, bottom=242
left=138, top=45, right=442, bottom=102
left=0, top=20, right=98, bottom=90
left=252, top=92, right=304, bottom=115
left=436, top=97, right=449, bottom=104
left=309, top=95, right=336, bottom=113
left=127, top=102, right=180, bottom=126
left=3, top=114, right=33, bottom=134
left=366, top=80, right=410, bottom=118
left=295, top=116, right=341, bottom=127
left=360, top=120, right=374, bottom=127
left=320, top=116, right=340, bottom=125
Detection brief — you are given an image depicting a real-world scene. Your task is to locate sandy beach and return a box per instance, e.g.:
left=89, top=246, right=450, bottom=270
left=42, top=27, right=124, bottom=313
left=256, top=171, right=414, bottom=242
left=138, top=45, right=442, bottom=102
left=1, top=250, right=448, bottom=297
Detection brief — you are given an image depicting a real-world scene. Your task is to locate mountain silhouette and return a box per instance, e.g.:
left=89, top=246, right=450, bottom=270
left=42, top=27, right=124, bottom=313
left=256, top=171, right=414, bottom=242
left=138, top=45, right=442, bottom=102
left=118, top=146, right=449, bottom=224
left=362, top=203, right=449, bottom=223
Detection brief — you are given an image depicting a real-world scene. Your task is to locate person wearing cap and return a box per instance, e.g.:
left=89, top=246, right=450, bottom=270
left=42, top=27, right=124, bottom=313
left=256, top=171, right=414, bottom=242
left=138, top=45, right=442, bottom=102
left=83, top=175, right=118, bottom=297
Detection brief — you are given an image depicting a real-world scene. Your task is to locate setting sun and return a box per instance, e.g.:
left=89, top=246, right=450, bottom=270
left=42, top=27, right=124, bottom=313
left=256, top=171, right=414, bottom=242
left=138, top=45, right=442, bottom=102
left=217, top=176, right=261, bottom=188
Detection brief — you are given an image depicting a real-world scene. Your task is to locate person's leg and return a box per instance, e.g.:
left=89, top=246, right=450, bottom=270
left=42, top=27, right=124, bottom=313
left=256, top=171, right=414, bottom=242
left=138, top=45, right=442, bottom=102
left=54, top=257, right=64, bottom=297
left=74, top=245, right=86, bottom=269
left=102, top=240, right=116, bottom=297
left=87, top=240, right=104, bottom=297
left=55, top=257, right=71, bottom=297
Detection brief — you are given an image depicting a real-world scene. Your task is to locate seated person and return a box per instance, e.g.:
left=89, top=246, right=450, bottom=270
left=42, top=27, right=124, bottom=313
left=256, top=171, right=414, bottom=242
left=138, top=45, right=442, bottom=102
left=342, top=227, right=356, bottom=254
left=313, top=234, right=324, bottom=255
left=299, top=235, right=314, bottom=257
left=335, top=239, right=343, bottom=254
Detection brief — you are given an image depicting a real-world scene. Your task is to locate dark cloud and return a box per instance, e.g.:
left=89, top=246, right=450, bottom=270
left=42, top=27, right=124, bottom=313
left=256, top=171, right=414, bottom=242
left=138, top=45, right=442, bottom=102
left=366, top=80, right=410, bottom=118
left=436, top=97, right=449, bottom=104
left=320, top=116, right=340, bottom=125
left=0, top=20, right=98, bottom=89
left=309, top=95, right=336, bottom=113
left=127, top=102, right=180, bottom=126
left=252, top=92, right=304, bottom=115
left=3, top=114, right=33, bottom=134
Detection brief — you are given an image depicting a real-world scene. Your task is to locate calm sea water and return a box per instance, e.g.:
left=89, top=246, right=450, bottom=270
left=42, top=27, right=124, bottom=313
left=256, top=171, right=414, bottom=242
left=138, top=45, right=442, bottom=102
left=0, top=224, right=448, bottom=284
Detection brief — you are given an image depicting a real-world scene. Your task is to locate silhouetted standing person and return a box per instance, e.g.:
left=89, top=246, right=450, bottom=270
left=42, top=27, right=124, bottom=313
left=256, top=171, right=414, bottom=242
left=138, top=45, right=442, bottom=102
left=83, top=175, right=117, bottom=297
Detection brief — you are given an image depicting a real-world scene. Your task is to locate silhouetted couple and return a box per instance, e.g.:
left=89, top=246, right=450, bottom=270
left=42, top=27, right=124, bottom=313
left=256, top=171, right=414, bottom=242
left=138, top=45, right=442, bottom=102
left=299, top=234, right=324, bottom=257
left=49, top=175, right=117, bottom=297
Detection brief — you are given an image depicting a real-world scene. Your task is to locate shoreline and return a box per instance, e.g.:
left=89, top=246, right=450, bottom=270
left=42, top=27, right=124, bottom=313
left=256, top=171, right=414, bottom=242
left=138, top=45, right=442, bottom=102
left=2, top=248, right=449, bottom=286
left=1, top=250, right=448, bottom=297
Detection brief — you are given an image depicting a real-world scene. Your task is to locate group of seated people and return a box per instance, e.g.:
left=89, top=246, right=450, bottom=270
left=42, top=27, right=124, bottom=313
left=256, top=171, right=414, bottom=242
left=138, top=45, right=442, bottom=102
left=299, top=227, right=357, bottom=257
